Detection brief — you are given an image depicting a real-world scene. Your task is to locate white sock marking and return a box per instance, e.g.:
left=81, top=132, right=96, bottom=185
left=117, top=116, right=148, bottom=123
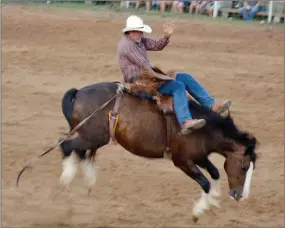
left=80, top=159, right=97, bottom=188
left=60, top=154, right=78, bottom=186
left=192, top=188, right=221, bottom=219
left=210, top=178, right=221, bottom=197
left=192, top=191, right=210, bottom=218
left=207, top=192, right=220, bottom=208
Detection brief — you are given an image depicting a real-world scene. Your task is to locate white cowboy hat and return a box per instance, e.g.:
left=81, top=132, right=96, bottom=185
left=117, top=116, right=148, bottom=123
left=122, top=15, right=152, bottom=33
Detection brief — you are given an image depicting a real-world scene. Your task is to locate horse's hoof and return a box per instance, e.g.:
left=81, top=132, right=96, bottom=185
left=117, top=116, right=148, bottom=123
left=192, top=215, right=199, bottom=223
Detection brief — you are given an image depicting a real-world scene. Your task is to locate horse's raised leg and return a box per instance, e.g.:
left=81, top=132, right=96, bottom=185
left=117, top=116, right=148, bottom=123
left=59, top=137, right=93, bottom=189
left=197, top=158, right=221, bottom=209
left=60, top=153, right=78, bottom=187
left=77, top=148, right=98, bottom=195
left=198, top=158, right=221, bottom=198
left=59, top=142, right=78, bottom=187
left=173, top=159, right=212, bottom=223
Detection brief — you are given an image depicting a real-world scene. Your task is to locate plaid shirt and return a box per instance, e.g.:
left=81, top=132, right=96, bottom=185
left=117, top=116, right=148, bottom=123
left=117, top=34, right=170, bottom=83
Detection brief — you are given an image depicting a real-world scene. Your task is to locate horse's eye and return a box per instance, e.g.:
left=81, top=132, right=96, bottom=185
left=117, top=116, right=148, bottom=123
left=241, top=166, right=248, bottom=172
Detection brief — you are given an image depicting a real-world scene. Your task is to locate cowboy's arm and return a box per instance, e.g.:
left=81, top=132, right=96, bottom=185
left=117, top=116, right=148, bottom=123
left=142, top=35, right=170, bottom=51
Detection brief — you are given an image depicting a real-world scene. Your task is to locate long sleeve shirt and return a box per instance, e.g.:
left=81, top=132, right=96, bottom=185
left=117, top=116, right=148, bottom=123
left=117, top=34, right=170, bottom=83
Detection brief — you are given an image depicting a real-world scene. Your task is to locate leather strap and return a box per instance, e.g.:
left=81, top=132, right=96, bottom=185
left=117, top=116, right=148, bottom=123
left=109, top=93, right=123, bottom=144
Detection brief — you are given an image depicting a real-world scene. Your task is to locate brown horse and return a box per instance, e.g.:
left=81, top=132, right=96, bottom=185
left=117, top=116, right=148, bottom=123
left=57, top=81, right=258, bottom=222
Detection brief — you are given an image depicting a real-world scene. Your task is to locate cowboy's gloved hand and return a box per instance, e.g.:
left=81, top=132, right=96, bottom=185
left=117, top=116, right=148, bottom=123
left=163, top=22, right=176, bottom=37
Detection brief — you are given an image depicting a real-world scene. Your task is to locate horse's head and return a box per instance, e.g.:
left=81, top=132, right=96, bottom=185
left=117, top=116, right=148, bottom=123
left=223, top=136, right=258, bottom=202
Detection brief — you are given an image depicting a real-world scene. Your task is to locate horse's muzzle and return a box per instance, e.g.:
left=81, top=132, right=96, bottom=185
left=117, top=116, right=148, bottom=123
left=229, top=187, right=243, bottom=201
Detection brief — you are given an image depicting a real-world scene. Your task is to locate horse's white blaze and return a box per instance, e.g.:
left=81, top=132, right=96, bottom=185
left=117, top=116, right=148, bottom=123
left=210, top=179, right=221, bottom=197
left=80, top=160, right=97, bottom=188
left=60, top=154, right=78, bottom=186
left=242, top=161, right=254, bottom=199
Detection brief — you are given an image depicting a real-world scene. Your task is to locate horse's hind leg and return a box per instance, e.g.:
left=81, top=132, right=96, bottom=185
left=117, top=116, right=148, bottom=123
left=59, top=137, right=93, bottom=188
left=77, top=148, right=98, bottom=195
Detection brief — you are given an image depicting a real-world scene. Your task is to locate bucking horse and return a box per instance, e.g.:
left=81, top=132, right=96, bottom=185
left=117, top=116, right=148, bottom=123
left=17, top=68, right=258, bottom=223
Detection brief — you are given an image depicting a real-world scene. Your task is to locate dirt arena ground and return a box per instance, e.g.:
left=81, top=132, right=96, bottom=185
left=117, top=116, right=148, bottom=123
left=2, top=4, right=284, bottom=227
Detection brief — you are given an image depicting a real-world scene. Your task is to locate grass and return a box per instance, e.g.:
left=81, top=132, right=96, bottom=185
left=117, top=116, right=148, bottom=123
left=55, top=2, right=285, bottom=29
left=74, top=3, right=283, bottom=30
left=3, top=1, right=284, bottom=31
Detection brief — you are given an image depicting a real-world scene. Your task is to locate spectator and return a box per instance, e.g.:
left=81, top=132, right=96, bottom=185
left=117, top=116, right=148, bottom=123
left=239, top=1, right=262, bottom=21
left=172, top=0, right=190, bottom=13
left=196, top=0, right=214, bottom=15
left=189, top=0, right=200, bottom=14
left=159, top=1, right=173, bottom=13
left=190, top=0, right=228, bottom=16
left=136, top=0, right=151, bottom=11
left=234, top=0, right=242, bottom=9
left=206, top=0, right=229, bottom=16
left=152, top=0, right=158, bottom=8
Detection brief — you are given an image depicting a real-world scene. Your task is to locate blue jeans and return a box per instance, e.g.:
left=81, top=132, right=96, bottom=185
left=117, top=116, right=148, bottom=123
left=240, top=5, right=260, bottom=20
left=157, top=73, right=216, bottom=125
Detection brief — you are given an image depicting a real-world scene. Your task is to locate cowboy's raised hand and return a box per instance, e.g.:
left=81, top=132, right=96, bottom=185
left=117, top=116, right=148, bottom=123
left=163, top=22, right=176, bottom=37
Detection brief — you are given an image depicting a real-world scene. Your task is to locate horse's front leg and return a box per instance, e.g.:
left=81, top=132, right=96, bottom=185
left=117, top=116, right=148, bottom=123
left=197, top=158, right=221, bottom=208
left=198, top=158, right=221, bottom=197
left=173, top=159, right=212, bottom=223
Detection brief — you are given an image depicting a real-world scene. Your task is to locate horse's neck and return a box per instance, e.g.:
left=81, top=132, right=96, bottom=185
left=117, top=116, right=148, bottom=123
left=213, top=134, right=237, bottom=156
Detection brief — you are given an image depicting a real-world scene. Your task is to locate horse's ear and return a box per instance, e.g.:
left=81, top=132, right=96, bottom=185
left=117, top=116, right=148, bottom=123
left=244, top=135, right=259, bottom=166
left=248, top=136, right=258, bottom=148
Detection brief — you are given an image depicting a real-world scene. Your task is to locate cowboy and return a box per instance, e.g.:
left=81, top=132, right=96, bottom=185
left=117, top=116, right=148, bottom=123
left=117, top=15, right=231, bottom=135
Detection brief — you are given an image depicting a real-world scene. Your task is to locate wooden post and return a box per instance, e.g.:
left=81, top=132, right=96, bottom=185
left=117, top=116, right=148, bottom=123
left=273, top=1, right=284, bottom=23
left=125, top=1, right=130, bottom=8
left=120, top=1, right=130, bottom=8
left=213, top=1, right=219, bottom=18
left=268, top=1, right=273, bottom=23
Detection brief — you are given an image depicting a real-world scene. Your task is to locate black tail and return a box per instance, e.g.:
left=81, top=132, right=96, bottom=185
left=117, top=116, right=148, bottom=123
left=62, top=88, right=78, bottom=132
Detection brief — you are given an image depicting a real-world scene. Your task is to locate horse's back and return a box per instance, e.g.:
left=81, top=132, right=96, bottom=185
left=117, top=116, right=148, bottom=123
left=72, top=81, right=178, bottom=157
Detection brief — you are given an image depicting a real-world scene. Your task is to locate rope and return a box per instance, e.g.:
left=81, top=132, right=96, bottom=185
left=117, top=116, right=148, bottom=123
left=16, top=92, right=122, bottom=187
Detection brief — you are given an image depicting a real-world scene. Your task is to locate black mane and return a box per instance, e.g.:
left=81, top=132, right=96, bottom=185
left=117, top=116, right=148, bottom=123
left=188, top=100, right=258, bottom=164
left=119, top=81, right=257, bottom=164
